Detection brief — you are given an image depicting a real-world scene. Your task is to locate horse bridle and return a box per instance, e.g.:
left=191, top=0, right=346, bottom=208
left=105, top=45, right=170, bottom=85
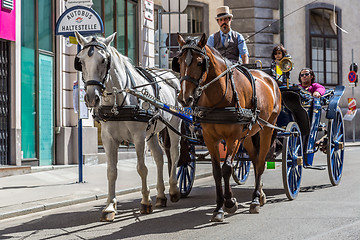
left=74, top=38, right=111, bottom=92
left=173, top=44, right=210, bottom=87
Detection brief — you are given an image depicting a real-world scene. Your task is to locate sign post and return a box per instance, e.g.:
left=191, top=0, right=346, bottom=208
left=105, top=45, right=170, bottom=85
left=344, top=49, right=358, bottom=142
left=56, top=5, right=104, bottom=182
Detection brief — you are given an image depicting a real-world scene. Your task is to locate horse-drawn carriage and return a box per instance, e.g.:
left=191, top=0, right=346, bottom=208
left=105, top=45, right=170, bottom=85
left=128, top=54, right=345, bottom=202
left=131, top=36, right=345, bottom=204
left=75, top=31, right=345, bottom=222
left=172, top=60, right=345, bottom=201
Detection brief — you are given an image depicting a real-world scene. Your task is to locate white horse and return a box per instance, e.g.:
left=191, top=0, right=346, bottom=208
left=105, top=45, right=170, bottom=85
left=74, top=31, right=181, bottom=221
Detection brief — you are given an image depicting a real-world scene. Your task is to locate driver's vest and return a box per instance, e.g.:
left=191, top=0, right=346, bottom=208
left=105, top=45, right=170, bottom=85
left=214, top=31, right=240, bottom=63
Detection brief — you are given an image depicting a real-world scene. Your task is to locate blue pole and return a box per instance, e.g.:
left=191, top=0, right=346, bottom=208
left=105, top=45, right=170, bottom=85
left=77, top=44, right=84, bottom=183
left=78, top=118, right=83, bottom=183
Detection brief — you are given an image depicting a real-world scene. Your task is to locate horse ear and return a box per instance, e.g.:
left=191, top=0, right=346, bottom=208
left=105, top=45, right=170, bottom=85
left=74, top=31, right=88, bottom=46
left=104, top=32, right=117, bottom=47
left=198, top=33, right=207, bottom=48
left=177, top=33, right=186, bottom=47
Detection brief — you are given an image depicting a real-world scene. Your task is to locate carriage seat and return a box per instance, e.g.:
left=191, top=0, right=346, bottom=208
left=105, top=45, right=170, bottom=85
left=281, top=88, right=311, bottom=136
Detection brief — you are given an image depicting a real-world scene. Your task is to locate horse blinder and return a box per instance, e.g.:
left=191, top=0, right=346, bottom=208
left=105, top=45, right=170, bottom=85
left=172, top=57, right=180, bottom=73
left=74, top=56, right=82, bottom=71
left=203, top=56, right=209, bottom=73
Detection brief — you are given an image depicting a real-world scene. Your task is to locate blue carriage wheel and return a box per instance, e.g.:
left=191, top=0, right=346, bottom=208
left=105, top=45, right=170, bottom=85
left=232, top=155, right=251, bottom=185
left=282, top=122, right=303, bottom=200
left=327, top=106, right=345, bottom=186
left=177, top=145, right=196, bottom=198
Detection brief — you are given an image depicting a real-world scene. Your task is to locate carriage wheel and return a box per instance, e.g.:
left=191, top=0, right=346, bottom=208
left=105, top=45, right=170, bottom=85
left=177, top=145, right=196, bottom=198
left=282, top=122, right=303, bottom=200
left=232, top=153, right=251, bottom=185
left=327, top=106, right=345, bottom=186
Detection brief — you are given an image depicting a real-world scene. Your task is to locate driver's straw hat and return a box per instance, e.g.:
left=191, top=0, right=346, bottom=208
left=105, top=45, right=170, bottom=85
left=215, top=6, right=233, bottom=20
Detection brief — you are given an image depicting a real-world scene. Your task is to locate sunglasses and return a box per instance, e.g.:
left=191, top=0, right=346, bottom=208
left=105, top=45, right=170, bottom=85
left=300, top=73, right=311, bottom=77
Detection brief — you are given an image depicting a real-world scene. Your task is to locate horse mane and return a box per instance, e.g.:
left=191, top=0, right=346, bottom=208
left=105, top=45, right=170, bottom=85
left=93, top=35, right=143, bottom=82
left=109, top=47, right=143, bottom=82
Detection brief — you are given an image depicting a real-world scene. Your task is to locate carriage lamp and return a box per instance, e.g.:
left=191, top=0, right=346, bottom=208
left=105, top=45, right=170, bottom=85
left=279, top=57, right=293, bottom=89
left=279, top=57, right=293, bottom=73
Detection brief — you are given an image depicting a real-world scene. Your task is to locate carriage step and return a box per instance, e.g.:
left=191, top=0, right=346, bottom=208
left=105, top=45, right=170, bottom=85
left=304, top=165, right=326, bottom=170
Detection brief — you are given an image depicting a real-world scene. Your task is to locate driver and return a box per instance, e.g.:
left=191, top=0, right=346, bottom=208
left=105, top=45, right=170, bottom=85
left=206, top=6, right=249, bottom=64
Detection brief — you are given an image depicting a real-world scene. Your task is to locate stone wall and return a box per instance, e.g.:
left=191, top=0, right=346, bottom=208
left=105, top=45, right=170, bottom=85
left=225, top=0, right=279, bottom=66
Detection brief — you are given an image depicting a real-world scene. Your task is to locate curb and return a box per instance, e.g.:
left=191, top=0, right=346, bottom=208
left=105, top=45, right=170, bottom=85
left=0, top=172, right=212, bottom=221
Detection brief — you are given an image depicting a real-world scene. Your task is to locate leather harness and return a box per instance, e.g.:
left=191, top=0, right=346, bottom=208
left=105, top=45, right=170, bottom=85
left=178, top=44, right=259, bottom=127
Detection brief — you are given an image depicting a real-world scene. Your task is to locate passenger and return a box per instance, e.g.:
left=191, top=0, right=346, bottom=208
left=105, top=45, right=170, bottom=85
left=271, top=44, right=290, bottom=83
left=298, top=68, right=325, bottom=98
left=207, top=6, right=249, bottom=64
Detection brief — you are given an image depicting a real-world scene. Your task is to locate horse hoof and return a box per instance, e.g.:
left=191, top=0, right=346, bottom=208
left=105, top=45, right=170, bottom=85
left=140, top=203, right=153, bottom=214
left=224, top=198, right=238, bottom=214
left=211, top=210, right=224, bottom=222
left=155, top=197, right=167, bottom=207
left=260, top=192, right=267, bottom=206
left=249, top=202, right=260, bottom=214
left=100, top=211, right=116, bottom=222
left=170, top=192, right=181, bottom=203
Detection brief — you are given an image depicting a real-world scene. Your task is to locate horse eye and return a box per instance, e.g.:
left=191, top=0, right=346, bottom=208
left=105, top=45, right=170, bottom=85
left=102, top=58, right=106, bottom=64
left=197, top=62, right=203, bottom=66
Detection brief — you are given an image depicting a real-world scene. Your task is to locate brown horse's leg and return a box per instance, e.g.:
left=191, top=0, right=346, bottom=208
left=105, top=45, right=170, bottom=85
left=223, top=139, right=240, bottom=213
left=204, top=137, right=224, bottom=222
left=244, top=135, right=260, bottom=213
left=246, top=128, right=275, bottom=213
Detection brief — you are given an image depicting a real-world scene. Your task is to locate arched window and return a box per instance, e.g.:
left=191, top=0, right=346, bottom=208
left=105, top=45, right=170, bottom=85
left=306, top=4, right=342, bottom=86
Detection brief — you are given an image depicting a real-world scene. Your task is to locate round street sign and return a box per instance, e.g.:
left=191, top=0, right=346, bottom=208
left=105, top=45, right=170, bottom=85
left=55, top=6, right=103, bottom=37
left=348, top=70, right=357, bottom=83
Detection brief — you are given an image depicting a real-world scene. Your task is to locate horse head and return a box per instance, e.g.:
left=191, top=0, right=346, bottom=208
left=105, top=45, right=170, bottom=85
left=175, top=33, right=209, bottom=107
left=74, top=31, right=116, bottom=108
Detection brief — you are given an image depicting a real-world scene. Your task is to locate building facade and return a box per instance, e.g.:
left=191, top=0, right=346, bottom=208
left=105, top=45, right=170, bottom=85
left=0, top=0, right=17, bottom=166
left=1, top=0, right=358, bottom=167
left=155, top=0, right=360, bottom=140
left=2, top=0, right=156, bottom=167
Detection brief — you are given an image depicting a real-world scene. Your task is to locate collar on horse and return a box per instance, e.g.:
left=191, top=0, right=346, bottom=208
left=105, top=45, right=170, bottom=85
left=74, top=37, right=111, bottom=91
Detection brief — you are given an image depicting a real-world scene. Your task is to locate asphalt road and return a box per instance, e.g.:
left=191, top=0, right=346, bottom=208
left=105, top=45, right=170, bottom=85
left=0, top=147, right=359, bottom=240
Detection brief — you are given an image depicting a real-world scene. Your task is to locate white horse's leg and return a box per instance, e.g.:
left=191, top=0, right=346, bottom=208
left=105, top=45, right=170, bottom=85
left=100, top=127, right=119, bottom=222
left=133, top=135, right=153, bottom=214
left=168, top=119, right=181, bottom=202
left=147, top=136, right=167, bottom=207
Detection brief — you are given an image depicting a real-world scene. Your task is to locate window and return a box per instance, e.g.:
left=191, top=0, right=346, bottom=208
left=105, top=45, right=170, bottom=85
left=308, top=7, right=341, bottom=86
left=153, top=3, right=208, bottom=67
left=185, top=6, right=203, bottom=34
left=21, top=0, right=55, bottom=165
left=93, top=0, right=137, bottom=62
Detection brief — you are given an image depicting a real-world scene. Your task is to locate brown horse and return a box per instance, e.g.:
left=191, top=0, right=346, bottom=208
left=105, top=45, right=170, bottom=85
left=174, top=33, right=281, bottom=222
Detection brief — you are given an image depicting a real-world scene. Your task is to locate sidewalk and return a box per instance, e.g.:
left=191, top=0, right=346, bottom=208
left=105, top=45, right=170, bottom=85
left=0, top=157, right=212, bottom=220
